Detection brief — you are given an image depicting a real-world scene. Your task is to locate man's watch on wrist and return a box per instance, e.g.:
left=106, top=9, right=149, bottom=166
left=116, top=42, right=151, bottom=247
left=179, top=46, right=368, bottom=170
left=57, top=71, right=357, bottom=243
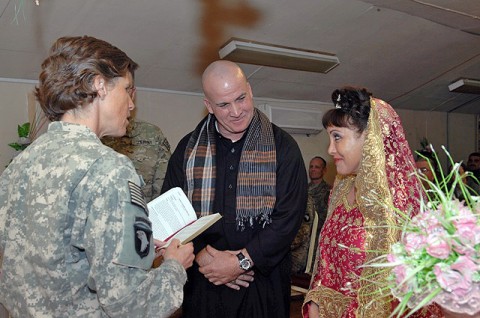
left=236, top=252, right=253, bottom=271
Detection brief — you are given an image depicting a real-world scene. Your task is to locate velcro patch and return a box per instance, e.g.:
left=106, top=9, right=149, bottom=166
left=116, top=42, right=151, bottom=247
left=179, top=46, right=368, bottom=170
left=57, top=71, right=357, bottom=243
left=134, top=217, right=152, bottom=258
left=128, top=181, right=148, bottom=215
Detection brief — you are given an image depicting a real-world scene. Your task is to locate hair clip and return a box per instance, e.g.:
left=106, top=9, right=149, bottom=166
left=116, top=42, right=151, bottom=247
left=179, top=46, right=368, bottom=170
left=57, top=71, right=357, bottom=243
left=335, top=95, right=341, bottom=109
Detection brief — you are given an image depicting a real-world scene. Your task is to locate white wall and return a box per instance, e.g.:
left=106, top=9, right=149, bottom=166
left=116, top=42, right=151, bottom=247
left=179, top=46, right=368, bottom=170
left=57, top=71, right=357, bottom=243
left=396, top=109, right=476, bottom=171
left=133, top=88, right=207, bottom=149
left=0, top=79, right=477, bottom=185
left=0, top=80, right=34, bottom=169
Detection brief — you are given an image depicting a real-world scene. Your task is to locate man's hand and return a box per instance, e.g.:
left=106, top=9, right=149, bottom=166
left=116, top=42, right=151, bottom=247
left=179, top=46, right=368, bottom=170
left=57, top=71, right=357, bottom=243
left=195, top=246, right=214, bottom=267
left=225, top=270, right=255, bottom=290
left=198, top=245, right=254, bottom=290
left=163, top=239, right=195, bottom=269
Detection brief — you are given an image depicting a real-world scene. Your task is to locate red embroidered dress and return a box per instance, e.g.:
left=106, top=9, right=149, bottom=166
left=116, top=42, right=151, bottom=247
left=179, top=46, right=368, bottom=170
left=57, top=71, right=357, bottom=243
left=317, top=202, right=365, bottom=317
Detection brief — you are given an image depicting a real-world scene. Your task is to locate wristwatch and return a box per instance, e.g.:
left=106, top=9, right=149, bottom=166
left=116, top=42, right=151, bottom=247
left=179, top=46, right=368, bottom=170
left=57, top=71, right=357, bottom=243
left=236, top=252, right=253, bottom=271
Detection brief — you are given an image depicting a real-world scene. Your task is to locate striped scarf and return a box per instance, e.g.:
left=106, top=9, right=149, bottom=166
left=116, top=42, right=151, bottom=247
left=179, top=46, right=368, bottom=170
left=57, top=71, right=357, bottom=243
left=184, top=109, right=276, bottom=230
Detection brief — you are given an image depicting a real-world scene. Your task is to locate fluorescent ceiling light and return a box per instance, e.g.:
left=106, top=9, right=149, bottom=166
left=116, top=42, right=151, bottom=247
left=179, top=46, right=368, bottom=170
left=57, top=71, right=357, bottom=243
left=219, top=38, right=339, bottom=73
left=448, top=78, right=480, bottom=94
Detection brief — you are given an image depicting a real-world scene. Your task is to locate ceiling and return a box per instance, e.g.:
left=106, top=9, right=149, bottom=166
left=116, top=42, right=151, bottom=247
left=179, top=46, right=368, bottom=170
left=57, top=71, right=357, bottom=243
left=1, top=0, right=479, bottom=114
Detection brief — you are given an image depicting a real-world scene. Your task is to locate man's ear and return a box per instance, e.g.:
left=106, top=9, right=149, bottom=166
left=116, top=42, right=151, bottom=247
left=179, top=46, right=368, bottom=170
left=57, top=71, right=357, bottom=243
left=93, top=76, right=107, bottom=99
left=247, top=82, right=253, bottom=97
left=204, top=98, right=214, bottom=114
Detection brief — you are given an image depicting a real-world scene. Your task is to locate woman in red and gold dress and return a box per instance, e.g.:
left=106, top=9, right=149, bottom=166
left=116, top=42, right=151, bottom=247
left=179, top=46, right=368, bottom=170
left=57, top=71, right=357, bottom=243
left=302, top=87, right=443, bottom=318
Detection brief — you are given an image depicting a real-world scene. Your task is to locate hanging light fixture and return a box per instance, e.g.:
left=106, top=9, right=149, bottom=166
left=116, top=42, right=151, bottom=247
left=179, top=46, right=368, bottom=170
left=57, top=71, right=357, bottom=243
left=448, top=78, right=480, bottom=94
left=219, top=38, right=339, bottom=73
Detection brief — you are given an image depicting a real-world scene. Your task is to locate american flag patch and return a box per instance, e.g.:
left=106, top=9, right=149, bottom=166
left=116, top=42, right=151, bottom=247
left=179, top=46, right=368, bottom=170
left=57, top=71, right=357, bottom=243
left=128, top=181, right=148, bottom=215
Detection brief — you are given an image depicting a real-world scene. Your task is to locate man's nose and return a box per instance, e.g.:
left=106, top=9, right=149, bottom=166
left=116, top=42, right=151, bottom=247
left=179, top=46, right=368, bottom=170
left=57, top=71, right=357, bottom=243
left=230, top=103, right=241, bottom=116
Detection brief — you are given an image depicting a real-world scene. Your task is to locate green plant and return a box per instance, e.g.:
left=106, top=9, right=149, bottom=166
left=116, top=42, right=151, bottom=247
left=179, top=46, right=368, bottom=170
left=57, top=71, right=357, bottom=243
left=8, top=122, right=31, bottom=151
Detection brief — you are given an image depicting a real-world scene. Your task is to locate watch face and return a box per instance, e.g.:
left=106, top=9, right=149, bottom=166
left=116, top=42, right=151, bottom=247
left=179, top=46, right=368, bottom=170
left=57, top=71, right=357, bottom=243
left=237, top=252, right=252, bottom=270
left=240, top=258, right=252, bottom=270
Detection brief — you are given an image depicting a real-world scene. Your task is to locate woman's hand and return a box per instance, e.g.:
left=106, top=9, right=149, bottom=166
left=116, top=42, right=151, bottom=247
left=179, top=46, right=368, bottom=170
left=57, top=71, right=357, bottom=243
left=308, top=302, right=319, bottom=317
left=163, top=239, right=195, bottom=269
left=152, top=239, right=167, bottom=268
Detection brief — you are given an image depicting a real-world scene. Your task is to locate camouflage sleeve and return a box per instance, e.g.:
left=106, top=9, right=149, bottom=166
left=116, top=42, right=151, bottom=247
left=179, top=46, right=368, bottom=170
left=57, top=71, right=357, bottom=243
left=81, top=156, right=186, bottom=317
left=290, top=194, right=314, bottom=273
left=151, top=134, right=171, bottom=201
left=322, top=186, right=330, bottom=212
left=291, top=195, right=314, bottom=250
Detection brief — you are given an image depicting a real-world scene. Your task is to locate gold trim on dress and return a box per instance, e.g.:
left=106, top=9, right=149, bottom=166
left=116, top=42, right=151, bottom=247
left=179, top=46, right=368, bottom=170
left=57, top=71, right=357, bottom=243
left=303, top=285, right=353, bottom=318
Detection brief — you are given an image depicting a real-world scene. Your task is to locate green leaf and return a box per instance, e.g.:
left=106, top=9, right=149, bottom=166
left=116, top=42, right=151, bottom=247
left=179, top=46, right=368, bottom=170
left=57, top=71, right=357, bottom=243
left=404, top=287, right=442, bottom=318
left=8, top=142, right=23, bottom=151
left=17, top=122, right=30, bottom=138
left=8, top=142, right=29, bottom=151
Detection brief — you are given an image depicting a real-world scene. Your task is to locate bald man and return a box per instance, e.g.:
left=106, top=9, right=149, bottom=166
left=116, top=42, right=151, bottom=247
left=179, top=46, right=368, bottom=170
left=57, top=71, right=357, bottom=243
left=162, top=60, right=307, bottom=318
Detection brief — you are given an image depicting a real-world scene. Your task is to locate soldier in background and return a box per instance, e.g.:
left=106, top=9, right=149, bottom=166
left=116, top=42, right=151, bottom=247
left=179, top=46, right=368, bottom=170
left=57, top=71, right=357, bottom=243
left=308, top=156, right=331, bottom=231
left=290, top=156, right=331, bottom=275
left=102, top=118, right=171, bottom=202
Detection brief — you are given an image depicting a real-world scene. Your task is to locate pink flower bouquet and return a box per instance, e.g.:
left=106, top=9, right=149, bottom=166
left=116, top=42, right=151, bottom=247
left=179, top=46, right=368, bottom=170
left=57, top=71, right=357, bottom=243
left=371, top=147, right=480, bottom=317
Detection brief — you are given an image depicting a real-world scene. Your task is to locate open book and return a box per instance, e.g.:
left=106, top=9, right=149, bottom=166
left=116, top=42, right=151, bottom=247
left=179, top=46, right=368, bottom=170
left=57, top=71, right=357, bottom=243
left=147, top=187, right=221, bottom=246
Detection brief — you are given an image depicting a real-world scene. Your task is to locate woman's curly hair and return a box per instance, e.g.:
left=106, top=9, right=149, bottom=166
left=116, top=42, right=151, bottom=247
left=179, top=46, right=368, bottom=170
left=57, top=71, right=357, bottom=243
left=35, top=36, right=138, bottom=121
left=322, top=86, right=372, bottom=133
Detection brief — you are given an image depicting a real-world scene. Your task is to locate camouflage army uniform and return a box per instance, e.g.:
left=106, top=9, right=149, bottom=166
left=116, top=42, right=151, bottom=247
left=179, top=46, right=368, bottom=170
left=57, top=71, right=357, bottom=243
left=308, top=180, right=331, bottom=263
left=102, top=119, right=171, bottom=203
left=308, top=180, right=331, bottom=232
left=290, top=195, right=315, bottom=274
left=0, top=122, right=186, bottom=317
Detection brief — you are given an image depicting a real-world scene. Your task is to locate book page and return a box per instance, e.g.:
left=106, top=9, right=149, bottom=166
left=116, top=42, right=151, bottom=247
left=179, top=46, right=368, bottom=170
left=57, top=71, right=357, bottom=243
left=147, top=187, right=197, bottom=240
left=166, top=213, right=222, bottom=246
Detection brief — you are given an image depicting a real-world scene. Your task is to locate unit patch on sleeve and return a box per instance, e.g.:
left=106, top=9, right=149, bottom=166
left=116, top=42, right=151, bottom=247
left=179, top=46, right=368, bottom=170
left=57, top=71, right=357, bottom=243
left=134, top=217, right=152, bottom=258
